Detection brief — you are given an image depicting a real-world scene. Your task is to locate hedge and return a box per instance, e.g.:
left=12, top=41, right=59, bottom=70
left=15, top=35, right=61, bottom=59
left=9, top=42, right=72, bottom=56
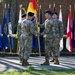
left=5, top=34, right=68, bottom=53
left=5, top=34, right=18, bottom=53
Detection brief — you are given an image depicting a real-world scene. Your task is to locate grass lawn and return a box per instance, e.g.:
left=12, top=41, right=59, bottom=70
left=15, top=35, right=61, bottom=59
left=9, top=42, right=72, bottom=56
left=0, top=66, right=75, bottom=75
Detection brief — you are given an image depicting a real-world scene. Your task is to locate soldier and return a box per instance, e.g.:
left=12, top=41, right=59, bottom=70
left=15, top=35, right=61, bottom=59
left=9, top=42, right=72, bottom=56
left=20, top=12, right=37, bottom=66
left=17, top=13, right=26, bottom=63
left=50, top=11, right=58, bottom=62
left=38, top=10, right=53, bottom=65
left=49, top=11, right=63, bottom=65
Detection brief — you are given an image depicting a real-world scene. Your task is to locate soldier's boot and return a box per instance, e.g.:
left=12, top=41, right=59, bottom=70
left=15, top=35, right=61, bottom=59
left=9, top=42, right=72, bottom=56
left=20, top=58, right=22, bottom=63
left=22, top=59, right=29, bottom=66
left=54, top=58, right=59, bottom=65
left=41, top=58, right=49, bottom=65
left=50, top=58, right=54, bottom=62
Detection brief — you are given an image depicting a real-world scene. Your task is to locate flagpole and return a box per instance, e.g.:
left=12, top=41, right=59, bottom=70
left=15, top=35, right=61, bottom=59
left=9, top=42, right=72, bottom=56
left=36, top=0, right=41, bottom=56
left=3, top=4, right=6, bottom=53
left=8, top=4, right=12, bottom=53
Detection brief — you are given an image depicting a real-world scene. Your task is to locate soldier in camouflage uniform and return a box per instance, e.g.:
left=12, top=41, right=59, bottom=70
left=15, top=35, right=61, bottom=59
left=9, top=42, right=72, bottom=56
left=38, top=10, right=53, bottom=65
left=39, top=10, right=63, bottom=65
left=20, top=12, right=37, bottom=66
left=50, top=12, right=60, bottom=62
left=17, top=14, right=26, bottom=63
left=49, top=11, right=63, bottom=65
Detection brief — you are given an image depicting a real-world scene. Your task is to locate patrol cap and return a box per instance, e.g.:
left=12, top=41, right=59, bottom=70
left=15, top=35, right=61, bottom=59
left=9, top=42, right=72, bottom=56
left=22, top=13, right=26, bottom=18
left=52, top=11, right=58, bottom=15
left=44, top=10, right=52, bottom=15
left=28, top=12, right=34, bottom=16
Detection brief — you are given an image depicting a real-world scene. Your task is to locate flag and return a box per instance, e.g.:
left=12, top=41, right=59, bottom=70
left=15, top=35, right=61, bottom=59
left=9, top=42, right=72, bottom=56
left=66, top=7, right=72, bottom=53
left=1, top=7, right=8, bottom=50
left=27, top=0, right=37, bottom=49
left=8, top=6, right=14, bottom=50
left=39, top=5, right=44, bottom=49
left=72, top=6, right=75, bottom=48
left=27, top=0, right=37, bottom=16
left=17, top=5, right=22, bottom=37
left=59, top=5, right=63, bottom=51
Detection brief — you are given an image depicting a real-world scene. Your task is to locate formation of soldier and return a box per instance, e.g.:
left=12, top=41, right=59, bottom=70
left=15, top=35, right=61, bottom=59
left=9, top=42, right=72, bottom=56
left=17, top=9, right=64, bottom=66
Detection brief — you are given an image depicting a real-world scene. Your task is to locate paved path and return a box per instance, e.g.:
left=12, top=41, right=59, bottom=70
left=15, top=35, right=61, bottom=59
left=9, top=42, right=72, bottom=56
left=0, top=56, right=75, bottom=72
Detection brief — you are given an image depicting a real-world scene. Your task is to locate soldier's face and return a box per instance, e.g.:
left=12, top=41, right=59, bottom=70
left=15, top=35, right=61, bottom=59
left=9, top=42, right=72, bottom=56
left=45, top=13, right=48, bottom=18
left=28, top=16, right=33, bottom=20
left=45, top=13, right=51, bottom=19
left=52, top=14, right=58, bottom=19
left=22, top=17, right=26, bottom=20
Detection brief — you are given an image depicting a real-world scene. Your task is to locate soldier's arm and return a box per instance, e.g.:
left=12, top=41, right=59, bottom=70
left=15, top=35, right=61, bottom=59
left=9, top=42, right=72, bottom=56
left=40, top=22, right=50, bottom=36
left=28, top=22, right=37, bottom=36
left=38, top=22, right=45, bottom=28
left=17, top=24, right=22, bottom=38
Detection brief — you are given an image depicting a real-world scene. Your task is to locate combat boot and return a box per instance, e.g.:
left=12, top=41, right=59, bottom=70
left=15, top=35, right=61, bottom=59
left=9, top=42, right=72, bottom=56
left=22, top=59, right=30, bottom=66
left=41, top=58, right=50, bottom=65
left=50, top=58, right=54, bottom=62
left=20, top=58, right=22, bottom=63
left=54, top=59, right=59, bottom=65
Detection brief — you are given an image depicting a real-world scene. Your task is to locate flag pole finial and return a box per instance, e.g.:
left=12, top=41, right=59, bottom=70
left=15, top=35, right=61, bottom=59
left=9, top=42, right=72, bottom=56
left=60, top=5, right=61, bottom=9
left=49, top=4, right=51, bottom=8
left=40, top=5, right=41, bottom=9
left=53, top=3, right=55, bottom=8
left=69, top=5, right=71, bottom=11
left=8, top=4, right=9, bottom=7
left=19, top=4, right=22, bottom=9
left=5, top=4, right=6, bottom=8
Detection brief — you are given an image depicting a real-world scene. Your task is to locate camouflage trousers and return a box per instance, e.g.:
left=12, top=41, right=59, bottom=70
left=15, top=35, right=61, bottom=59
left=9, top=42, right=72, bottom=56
left=19, top=35, right=32, bottom=60
left=45, top=38, right=60, bottom=60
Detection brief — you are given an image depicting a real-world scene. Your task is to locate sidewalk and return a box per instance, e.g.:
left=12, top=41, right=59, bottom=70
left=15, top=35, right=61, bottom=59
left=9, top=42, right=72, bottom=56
left=0, top=56, right=75, bottom=72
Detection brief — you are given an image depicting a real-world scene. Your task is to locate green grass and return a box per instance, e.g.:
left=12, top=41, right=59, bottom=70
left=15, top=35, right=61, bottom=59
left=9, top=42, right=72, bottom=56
left=0, top=66, right=75, bottom=75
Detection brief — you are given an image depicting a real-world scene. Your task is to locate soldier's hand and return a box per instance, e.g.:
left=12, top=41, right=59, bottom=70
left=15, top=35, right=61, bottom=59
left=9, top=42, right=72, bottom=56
left=37, top=32, right=40, bottom=36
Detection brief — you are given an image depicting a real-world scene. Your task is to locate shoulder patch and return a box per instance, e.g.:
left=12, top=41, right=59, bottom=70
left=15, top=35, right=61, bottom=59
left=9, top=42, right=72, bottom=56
left=48, top=24, right=50, bottom=27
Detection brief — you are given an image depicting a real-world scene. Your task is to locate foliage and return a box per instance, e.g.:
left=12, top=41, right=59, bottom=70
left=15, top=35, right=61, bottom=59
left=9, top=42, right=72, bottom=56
left=0, top=69, right=75, bottom=75
left=27, top=66, right=35, bottom=71
left=5, top=34, right=18, bottom=53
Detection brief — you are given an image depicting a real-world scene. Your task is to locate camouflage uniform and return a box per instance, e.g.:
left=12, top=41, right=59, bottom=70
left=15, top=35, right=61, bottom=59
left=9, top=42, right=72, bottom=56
left=17, top=19, right=26, bottom=63
left=40, top=18, right=52, bottom=65
left=40, top=18, right=63, bottom=65
left=49, top=19, right=63, bottom=64
left=20, top=19, right=36, bottom=65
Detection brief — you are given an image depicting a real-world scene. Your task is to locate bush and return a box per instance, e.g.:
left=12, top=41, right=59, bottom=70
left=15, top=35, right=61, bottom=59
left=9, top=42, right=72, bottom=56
left=6, top=34, right=18, bottom=53
left=6, top=34, right=74, bottom=53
